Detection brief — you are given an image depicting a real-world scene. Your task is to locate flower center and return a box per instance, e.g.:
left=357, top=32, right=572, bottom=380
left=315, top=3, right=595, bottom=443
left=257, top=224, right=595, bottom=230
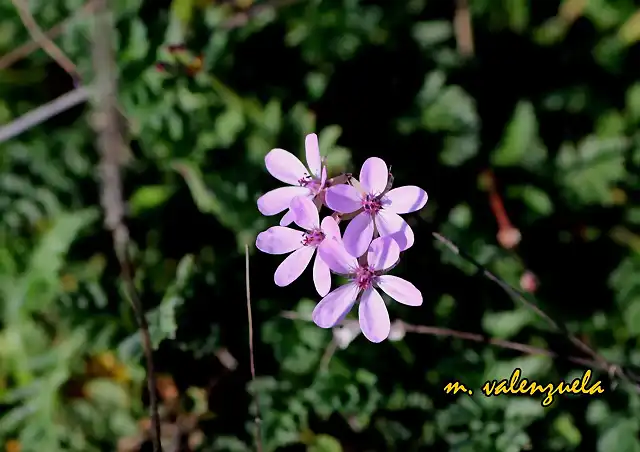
left=298, top=174, right=322, bottom=195
left=362, top=193, right=382, bottom=214
left=302, top=228, right=325, bottom=247
left=353, top=265, right=376, bottom=290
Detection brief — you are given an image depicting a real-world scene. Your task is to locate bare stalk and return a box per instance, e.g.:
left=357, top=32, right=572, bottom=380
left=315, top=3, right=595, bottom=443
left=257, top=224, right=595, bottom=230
left=88, top=0, right=162, bottom=450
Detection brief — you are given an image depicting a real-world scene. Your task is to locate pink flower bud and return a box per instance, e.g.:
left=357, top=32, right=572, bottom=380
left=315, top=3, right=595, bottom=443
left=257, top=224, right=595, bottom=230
left=520, top=271, right=538, bottom=293
left=497, top=227, right=521, bottom=249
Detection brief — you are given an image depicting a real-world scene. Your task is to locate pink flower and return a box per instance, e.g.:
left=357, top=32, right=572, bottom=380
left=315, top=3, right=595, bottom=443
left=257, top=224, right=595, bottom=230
left=324, top=157, right=428, bottom=257
left=256, top=196, right=338, bottom=296
left=257, top=133, right=327, bottom=226
left=313, top=236, right=423, bottom=343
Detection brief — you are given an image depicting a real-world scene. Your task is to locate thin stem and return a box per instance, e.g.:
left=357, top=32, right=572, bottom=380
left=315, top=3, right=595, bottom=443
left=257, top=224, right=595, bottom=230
left=245, top=244, right=263, bottom=452
left=89, top=0, right=161, bottom=450
left=0, top=0, right=302, bottom=144
left=0, top=0, right=97, bottom=70
left=281, top=312, right=612, bottom=377
left=9, top=0, right=79, bottom=79
left=0, top=87, right=89, bottom=144
left=432, top=231, right=640, bottom=391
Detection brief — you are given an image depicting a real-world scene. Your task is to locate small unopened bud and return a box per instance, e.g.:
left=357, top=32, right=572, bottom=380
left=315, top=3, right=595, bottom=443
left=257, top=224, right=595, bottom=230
left=520, top=271, right=538, bottom=293
left=497, top=227, right=521, bottom=249
left=333, top=320, right=361, bottom=349
left=389, top=320, right=406, bottom=341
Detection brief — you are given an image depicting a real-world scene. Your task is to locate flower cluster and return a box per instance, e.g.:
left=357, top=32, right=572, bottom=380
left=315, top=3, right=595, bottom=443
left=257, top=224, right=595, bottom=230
left=255, top=133, right=428, bottom=343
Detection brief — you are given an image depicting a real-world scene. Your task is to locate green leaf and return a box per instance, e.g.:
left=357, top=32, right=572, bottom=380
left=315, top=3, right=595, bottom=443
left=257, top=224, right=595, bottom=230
left=318, top=125, right=343, bottom=155
left=505, top=0, right=529, bottom=32
left=412, top=21, right=453, bottom=48
left=147, top=254, right=195, bottom=348
left=170, top=0, right=195, bottom=25
left=482, top=309, right=533, bottom=340
left=507, top=185, right=554, bottom=216
left=84, top=379, right=130, bottom=408
left=554, top=413, right=582, bottom=446
left=624, top=299, right=640, bottom=337
left=123, top=19, right=149, bottom=62
left=597, top=420, right=640, bottom=452
left=214, top=107, right=246, bottom=147
left=172, top=160, right=220, bottom=214
left=20, top=210, right=98, bottom=315
left=557, top=136, right=627, bottom=205
left=440, top=135, right=479, bottom=167
left=448, top=204, right=471, bottom=228
left=626, top=83, right=640, bottom=124
left=129, top=185, right=173, bottom=214
left=491, top=101, right=546, bottom=168
left=309, top=434, right=343, bottom=452
left=422, top=85, right=478, bottom=132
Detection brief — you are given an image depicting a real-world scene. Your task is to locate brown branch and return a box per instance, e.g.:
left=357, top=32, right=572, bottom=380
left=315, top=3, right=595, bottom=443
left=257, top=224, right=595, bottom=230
left=0, top=86, right=89, bottom=144
left=453, top=0, right=474, bottom=57
left=0, top=0, right=97, bottom=70
left=245, top=244, right=263, bottom=452
left=0, top=0, right=301, bottom=144
left=281, top=312, right=611, bottom=375
left=88, top=1, right=161, bottom=451
left=431, top=231, right=634, bottom=388
left=9, top=0, right=80, bottom=79
left=399, top=322, right=598, bottom=369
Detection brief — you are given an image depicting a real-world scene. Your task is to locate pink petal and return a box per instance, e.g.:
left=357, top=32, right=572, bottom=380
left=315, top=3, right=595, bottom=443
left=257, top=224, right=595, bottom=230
left=290, top=195, right=319, bottom=230
left=318, top=237, right=358, bottom=275
left=265, top=148, right=308, bottom=185
left=358, top=288, right=390, bottom=343
left=279, top=209, right=296, bottom=226
left=367, top=236, right=400, bottom=271
left=274, top=245, right=315, bottom=287
left=320, top=165, right=327, bottom=187
left=305, top=133, right=322, bottom=178
left=359, top=157, right=388, bottom=196
left=257, top=186, right=310, bottom=216
left=312, top=282, right=360, bottom=328
left=377, top=275, right=423, bottom=306
left=256, top=226, right=304, bottom=255
left=313, top=252, right=331, bottom=296
left=324, top=184, right=362, bottom=214
left=384, top=186, right=428, bottom=214
left=320, top=216, right=341, bottom=241
left=343, top=212, right=374, bottom=258
left=375, top=209, right=414, bottom=251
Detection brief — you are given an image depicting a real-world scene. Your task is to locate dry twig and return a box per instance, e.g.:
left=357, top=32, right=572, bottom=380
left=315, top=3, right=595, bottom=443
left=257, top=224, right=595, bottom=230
left=0, top=0, right=97, bottom=70
left=9, top=0, right=80, bottom=78
left=0, top=0, right=301, bottom=144
left=0, top=87, right=89, bottom=144
left=88, top=0, right=162, bottom=451
left=431, top=232, right=639, bottom=390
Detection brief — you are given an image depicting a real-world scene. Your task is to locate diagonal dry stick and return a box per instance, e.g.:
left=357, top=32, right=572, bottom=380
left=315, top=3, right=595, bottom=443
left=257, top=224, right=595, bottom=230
left=431, top=231, right=640, bottom=390
left=9, top=0, right=80, bottom=79
left=0, top=0, right=302, bottom=145
left=88, top=0, right=162, bottom=451
left=0, top=0, right=97, bottom=70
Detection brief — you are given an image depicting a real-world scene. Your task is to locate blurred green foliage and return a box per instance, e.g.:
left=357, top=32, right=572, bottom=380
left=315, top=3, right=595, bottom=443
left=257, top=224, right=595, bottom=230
left=1, top=0, right=640, bottom=451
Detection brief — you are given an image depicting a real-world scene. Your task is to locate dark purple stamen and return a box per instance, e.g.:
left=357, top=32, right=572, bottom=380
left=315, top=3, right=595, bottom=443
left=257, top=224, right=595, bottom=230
left=354, top=265, right=376, bottom=290
left=302, top=229, right=325, bottom=247
left=362, top=193, right=382, bottom=214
